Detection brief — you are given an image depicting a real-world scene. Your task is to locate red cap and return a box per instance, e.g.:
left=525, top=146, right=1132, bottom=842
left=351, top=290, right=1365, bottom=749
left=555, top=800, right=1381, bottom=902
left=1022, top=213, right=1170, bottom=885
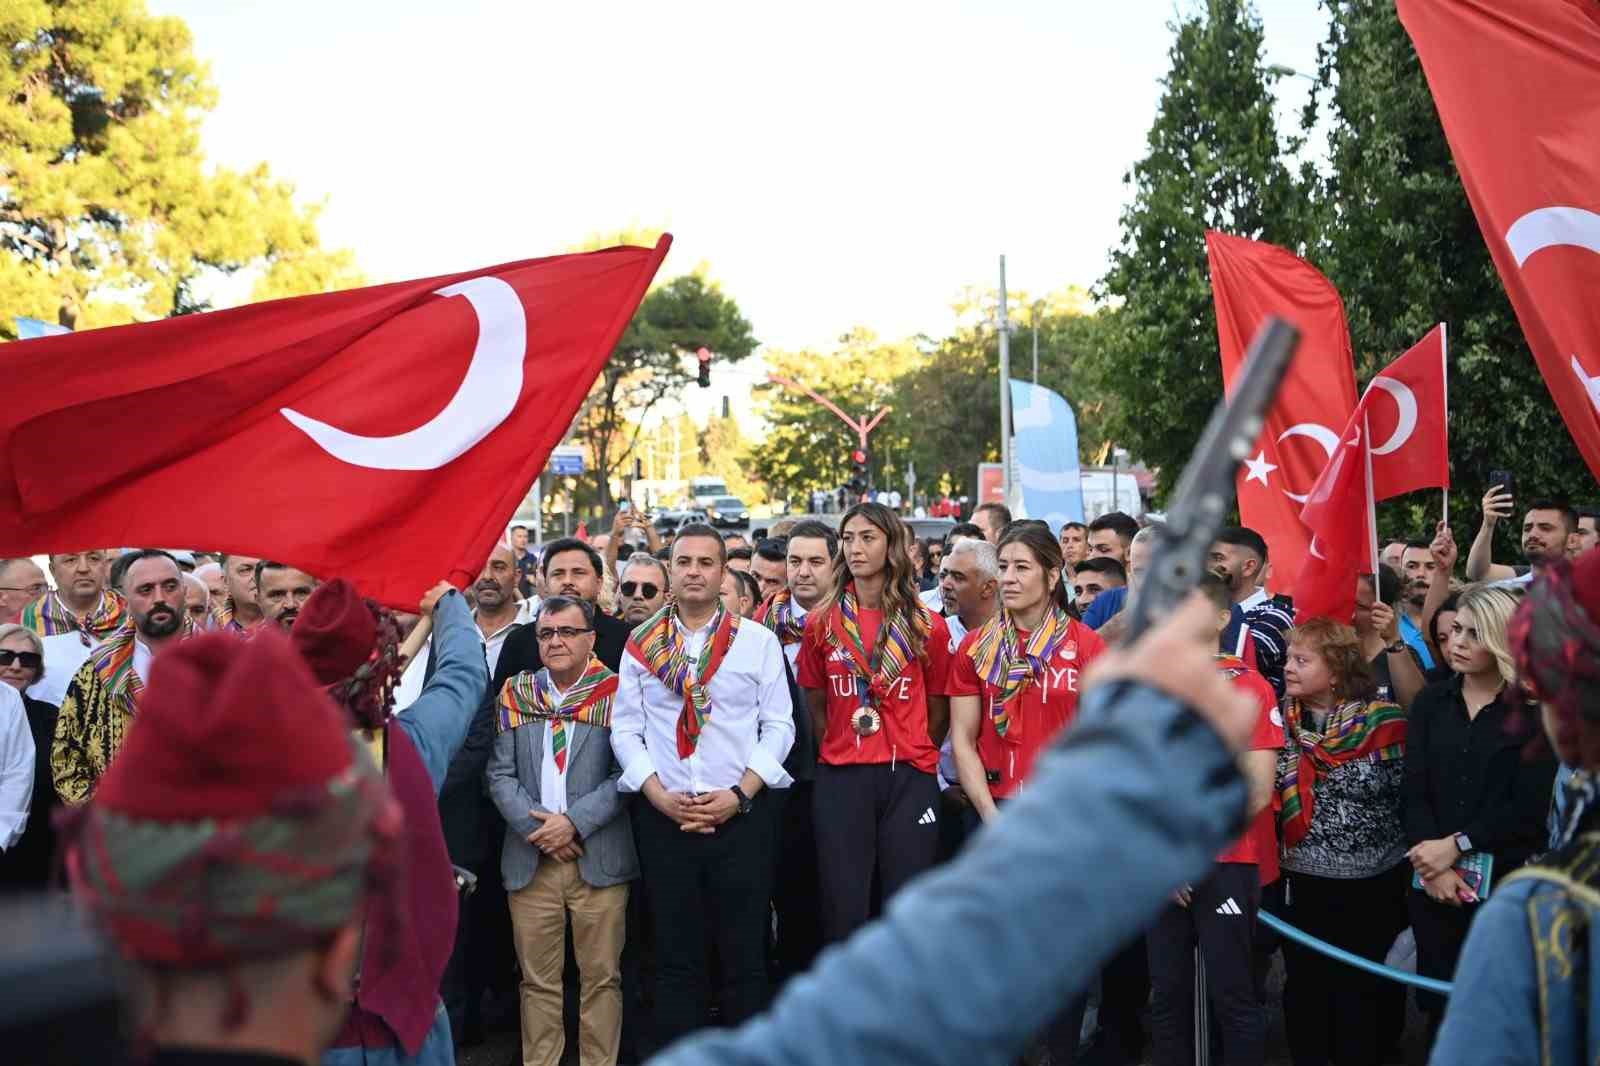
left=94, top=630, right=353, bottom=821
left=291, top=578, right=377, bottom=686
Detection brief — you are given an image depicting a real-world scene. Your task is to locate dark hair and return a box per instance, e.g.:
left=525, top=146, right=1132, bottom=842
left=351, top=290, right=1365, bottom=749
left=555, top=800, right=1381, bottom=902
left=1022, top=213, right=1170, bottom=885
left=1061, top=521, right=1087, bottom=535
left=1359, top=563, right=1403, bottom=605
left=997, top=522, right=1070, bottom=613
left=945, top=523, right=984, bottom=550
left=672, top=523, right=728, bottom=565
left=1197, top=572, right=1233, bottom=613
left=788, top=521, right=839, bottom=558
left=538, top=595, right=596, bottom=628
left=827, top=502, right=930, bottom=658
left=755, top=537, right=788, bottom=564
left=1075, top=556, right=1127, bottom=583
left=1088, top=511, right=1141, bottom=547
left=253, top=559, right=298, bottom=588
left=654, top=546, right=672, bottom=562
left=733, top=570, right=761, bottom=610
left=1527, top=499, right=1579, bottom=536
left=1214, top=526, right=1269, bottom=562
left=974, top=502, right=1013, bottom=529
left=1403, top=538, right=1432, bottom=552
left=539, top=537, right=604, bottom=579
left=727, top=546, right=754, bottom=563
left=1579, top=505, right=1600, bottom=523
left=622, top=553, right=669, bottom=590
left=510, top=524, right=528, bottom=534
left=113, top=549, right=179, bottom=591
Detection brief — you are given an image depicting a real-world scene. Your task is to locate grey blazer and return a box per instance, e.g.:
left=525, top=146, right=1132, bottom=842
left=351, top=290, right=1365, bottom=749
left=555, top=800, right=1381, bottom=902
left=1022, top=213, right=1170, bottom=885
left=486, top=717, right=637, bottom=891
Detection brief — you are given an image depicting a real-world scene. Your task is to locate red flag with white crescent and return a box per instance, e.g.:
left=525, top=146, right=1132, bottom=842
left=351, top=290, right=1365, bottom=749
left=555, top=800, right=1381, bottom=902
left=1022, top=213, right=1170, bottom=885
left=1399, top=0, right=1600, bottom=481
left=1209, top=231, right=1360, bottom=594
left=0, top=237, right=671, bottom=608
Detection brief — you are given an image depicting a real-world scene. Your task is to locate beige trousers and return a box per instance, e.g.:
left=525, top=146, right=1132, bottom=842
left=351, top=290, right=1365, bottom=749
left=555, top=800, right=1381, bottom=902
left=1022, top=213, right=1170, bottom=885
left=508, top=858, right=629, bottom=1066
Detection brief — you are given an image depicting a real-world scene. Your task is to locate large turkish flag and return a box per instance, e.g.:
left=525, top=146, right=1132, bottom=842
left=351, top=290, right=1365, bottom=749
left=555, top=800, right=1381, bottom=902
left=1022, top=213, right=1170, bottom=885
left=1209, top=231, right=1359, bottom=594
left=1400, top=0, right=1600, bottom=481
left=0, top=237, right=671, bottom=608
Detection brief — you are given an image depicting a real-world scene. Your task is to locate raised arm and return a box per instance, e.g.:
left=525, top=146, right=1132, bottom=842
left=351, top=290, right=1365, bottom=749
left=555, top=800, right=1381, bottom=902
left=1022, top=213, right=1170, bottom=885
left=1465, top=485, right=1517, bottom=583
left=396, top=586, right=487, bottom=793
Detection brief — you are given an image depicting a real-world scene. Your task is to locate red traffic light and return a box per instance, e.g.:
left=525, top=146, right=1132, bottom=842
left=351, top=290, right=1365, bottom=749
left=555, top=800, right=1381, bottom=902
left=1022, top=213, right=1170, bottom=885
left=851, top=449, right=867, bottom=465
left=696, top=346, right=712, bottom=365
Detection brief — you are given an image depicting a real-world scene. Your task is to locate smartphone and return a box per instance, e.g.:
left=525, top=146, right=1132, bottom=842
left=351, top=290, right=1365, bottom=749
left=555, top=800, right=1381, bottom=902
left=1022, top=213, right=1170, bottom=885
left=1487, top=468, right=1516, bottom=499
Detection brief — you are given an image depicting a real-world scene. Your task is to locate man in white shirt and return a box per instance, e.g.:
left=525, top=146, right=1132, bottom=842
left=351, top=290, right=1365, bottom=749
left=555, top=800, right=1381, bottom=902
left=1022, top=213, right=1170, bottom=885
left=932, top=539, right=999, bottom=828
left=611, top=522, right=795, bottom=1044
left=0, top=682, right=34, bottom=852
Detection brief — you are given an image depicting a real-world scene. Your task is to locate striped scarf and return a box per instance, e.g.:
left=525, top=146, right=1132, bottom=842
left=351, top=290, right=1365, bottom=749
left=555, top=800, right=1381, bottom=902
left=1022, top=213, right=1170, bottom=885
left=627, top=604, right=740, bottom=757
left=824, top=584, right=927, bottom=707
left=1279, top=697, right=1407, bottom=848
left=497, top=655, right=618, bottom=772
left=965, top=606, right=1074, bottom=741
left=93, top=627, right=145, bottom=711
left=756, top=587, right=805, bottom=647
left=211, top=597, right=259, bottom=635
left=21, top=590, right=127, bottom=643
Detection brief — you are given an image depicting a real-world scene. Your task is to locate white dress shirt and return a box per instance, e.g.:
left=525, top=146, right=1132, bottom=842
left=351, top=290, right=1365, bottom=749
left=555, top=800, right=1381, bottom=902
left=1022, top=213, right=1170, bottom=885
left=0, top=684, right=35, bottom=851
left=782, top=603, right=810, bottom=672
left=541, top=678, right=570, bottom=814
left=393, top=597, right=537, bottom=711
left=132, top=638, right=153, bottom=684
left=937, top=613, right=972, bottom=789
left=612, top=613, right=795, bottom=795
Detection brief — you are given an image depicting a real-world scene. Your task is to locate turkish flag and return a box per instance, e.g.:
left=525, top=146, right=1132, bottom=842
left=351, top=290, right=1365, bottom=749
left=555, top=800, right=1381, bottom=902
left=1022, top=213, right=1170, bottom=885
left=0, top=237, right=671, bottom=608
left=1400, top=0, right=1600, bottom=481
left=1367, top=324, right=1450, bottom=499
left=1293, top=419, right=1374, bottom=625
left=1209, top=231, right=1359, bottom=594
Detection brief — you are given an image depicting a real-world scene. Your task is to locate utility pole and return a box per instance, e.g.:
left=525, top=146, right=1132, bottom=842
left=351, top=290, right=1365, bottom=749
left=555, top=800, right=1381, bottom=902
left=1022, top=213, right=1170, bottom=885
left=1032, top=300, right=1040, bottom=384
left=998, top=256, right=1013, bottom=504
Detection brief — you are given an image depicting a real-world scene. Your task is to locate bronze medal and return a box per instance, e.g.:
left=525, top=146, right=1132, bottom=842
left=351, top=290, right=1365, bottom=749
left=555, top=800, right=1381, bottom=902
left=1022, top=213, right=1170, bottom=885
left=850, top=705, right=882, bottom=737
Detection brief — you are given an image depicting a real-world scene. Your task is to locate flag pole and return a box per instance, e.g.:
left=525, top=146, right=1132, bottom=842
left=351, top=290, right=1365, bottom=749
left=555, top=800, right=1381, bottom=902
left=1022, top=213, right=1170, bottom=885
left=1364, top=412, right=1381, bottom=602
left=1440, top=322, right=1450, bottom=527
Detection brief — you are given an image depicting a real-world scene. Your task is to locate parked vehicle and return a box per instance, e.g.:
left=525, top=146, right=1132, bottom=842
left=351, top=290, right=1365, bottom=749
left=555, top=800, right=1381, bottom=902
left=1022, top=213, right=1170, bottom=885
left=707, top=496, right=750, bottom=528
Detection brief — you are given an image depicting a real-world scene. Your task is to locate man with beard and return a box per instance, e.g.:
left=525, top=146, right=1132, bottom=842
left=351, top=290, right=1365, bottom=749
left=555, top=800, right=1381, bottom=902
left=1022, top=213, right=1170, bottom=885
left=1206, top=526, right=1293, bottom=697
left=214, top=554, right=265, bottom=633
left=620, top=554, right=670, bottom=626
left=1398, top=540, right=1441, bottom=670
left=1467, top=487, right=1580, bottom=587
left=472, top=544, right=538, bottom=676
left=52, top=551, right=190, bottom=803
left=750, top=538, right=789, bottom=604
left=255, top=562, right=320, bottom=632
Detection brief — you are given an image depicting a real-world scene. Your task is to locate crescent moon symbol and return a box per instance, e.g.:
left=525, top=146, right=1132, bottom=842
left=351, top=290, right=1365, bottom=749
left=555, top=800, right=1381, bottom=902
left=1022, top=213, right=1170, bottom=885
left=1275, top=423, right=1340, bottom=505
left=1506, top=206, right=1600, bottom=267
left=281, top=277, right=528, bottom=471
left=1367, top=378, right=1418, bottom=456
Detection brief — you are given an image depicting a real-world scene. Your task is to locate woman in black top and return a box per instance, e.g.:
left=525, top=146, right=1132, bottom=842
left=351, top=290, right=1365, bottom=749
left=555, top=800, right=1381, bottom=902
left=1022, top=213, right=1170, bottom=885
left=0, top=623, right=59, bottom=890
left=1402, top=585, right=1557, bottom=1037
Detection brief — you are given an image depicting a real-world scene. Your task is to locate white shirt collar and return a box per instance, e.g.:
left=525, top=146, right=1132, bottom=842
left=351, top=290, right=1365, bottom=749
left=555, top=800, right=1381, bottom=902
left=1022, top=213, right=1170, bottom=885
left=1238, top=587, right=1269, bottom=612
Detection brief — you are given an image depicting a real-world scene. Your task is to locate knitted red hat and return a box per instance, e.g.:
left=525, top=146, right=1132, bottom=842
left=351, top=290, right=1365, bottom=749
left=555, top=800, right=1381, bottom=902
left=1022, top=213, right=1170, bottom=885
left=291, top=578, right=377, bottom=686
left=1512, top=553, right=1600, bottom=724
left=94, top=630, right=353, bottom=821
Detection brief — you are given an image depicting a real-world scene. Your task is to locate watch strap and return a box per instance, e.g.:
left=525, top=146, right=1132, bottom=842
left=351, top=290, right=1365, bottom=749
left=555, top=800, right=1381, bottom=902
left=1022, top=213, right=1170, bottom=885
left=730, top=784, right=751, bottom=815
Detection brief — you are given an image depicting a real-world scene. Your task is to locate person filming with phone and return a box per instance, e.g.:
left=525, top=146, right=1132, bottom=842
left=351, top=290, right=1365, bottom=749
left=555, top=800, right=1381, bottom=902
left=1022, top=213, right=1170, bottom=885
left=1466, top=473, right=1583, bottom=586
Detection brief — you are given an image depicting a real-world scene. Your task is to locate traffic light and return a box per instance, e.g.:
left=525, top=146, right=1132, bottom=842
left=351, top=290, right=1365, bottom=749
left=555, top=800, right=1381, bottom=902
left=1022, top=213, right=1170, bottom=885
left=696, top=346, right=711, bottom=388
left=849, top=448, right=869, bottom=494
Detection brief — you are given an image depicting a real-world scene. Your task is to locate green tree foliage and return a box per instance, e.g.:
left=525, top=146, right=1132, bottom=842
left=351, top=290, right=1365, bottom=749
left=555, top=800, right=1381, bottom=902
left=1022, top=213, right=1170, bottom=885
left=1310, top=0, right=1593, bottom=551
left=1087, top=0, right=1310, bottom=499
left=0, top=0, right=359, bottom=335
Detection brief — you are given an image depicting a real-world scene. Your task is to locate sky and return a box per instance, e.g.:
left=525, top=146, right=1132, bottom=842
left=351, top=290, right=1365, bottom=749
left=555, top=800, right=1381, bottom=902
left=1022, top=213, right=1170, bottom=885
left=153, top=0, right=1330, bottom=365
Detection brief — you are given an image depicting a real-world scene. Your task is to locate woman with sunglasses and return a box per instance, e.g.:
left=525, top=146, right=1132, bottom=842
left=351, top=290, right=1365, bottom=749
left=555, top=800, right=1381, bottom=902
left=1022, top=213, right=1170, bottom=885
left=0, top=623, right=56, bottom=889
left=798, top=502, right=953, bottom=943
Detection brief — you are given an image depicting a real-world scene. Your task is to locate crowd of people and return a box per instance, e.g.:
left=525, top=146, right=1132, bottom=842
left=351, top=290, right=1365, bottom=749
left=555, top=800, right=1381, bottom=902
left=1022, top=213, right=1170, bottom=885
left=0, top=480, right=1592, bottom=1066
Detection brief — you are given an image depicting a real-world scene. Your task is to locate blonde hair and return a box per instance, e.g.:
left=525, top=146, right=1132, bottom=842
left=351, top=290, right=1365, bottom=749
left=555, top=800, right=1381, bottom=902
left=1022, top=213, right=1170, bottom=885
left=0, top=623, right=45, bottom=683
left=1455, top=585, right=1520, bottom=686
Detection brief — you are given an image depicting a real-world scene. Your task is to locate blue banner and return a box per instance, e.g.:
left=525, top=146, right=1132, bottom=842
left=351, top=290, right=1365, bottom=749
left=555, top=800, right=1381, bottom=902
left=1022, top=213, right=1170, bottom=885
left=14, top=317, right=71, bottom=340
left=1009, top=379, right=1084, bottom=529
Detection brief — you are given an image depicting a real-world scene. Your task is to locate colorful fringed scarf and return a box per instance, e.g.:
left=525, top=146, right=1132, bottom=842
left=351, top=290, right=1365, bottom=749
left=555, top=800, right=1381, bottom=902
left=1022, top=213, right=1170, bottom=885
left=497, top=655, right=618, bottom=772
left=21, top=590, right=127, bottom=644
left=964, top=606, right=1075, bottom=741
left=824, top=584, right=928, bottom=707
left=756, top=587, right=806, bottom=647
left=627, top=604, right=740, bottom=757
left=211, top=597, right=260, bottom=635
left=94, top=626, right=146, bottom=712
left=1279, top=697, right=1406, bottom=848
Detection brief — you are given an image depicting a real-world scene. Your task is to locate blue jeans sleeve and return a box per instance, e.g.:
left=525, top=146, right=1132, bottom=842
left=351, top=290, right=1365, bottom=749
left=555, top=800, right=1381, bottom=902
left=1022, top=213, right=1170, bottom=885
left=1429, top=886, right=1541, bottom=1065
left=650, top=680, right=1246, bottom=1066
left=397, top=591, right=487, bottom=793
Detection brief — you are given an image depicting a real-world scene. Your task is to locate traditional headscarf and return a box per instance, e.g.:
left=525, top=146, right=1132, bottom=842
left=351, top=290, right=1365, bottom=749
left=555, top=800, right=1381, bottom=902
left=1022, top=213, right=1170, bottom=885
left=1511, top=553, right=1600, bottom=729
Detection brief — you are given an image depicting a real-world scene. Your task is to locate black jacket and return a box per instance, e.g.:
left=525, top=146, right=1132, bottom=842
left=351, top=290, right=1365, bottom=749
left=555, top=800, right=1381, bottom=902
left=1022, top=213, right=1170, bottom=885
left=0, top=696, right=59, bottom=890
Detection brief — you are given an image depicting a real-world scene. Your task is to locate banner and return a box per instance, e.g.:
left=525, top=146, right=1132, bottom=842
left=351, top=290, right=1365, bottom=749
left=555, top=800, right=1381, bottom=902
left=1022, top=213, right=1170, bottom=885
left=1009, top=379, right=1085, bottom=529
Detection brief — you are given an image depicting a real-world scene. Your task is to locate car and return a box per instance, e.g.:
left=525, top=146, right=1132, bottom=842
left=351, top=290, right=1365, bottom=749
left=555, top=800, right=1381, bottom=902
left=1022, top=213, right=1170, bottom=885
left=707, top=496, right=751, bottom=528
left=653, top=508, right=710, bottom=533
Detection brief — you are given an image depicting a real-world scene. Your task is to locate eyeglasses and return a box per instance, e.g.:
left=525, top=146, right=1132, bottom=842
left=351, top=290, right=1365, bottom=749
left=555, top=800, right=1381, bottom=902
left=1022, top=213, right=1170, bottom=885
left=535, top=626, right=593, bottom=643
left=0, top=584, right=46, bottom=597
left=0, top=650, right=43, bottom=671
left=620, top=582, right=660, bottom=599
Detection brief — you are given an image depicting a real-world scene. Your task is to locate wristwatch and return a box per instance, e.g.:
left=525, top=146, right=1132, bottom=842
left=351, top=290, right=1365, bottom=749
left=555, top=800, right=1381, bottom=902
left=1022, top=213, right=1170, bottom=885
left=1385, top=640, right=1408, bottom=654
left=729, top=784, right=753, bottom=817
left=1453, top=831, right=1473, bottom=854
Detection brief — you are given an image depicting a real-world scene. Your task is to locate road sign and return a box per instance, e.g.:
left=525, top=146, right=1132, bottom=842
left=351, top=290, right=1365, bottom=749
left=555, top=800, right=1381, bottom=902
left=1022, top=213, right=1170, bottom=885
left=549, top=446, right=585, bottom=475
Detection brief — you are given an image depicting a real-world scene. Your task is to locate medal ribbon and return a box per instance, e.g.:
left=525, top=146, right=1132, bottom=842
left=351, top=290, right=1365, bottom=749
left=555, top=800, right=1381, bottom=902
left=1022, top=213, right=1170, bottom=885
left=825, top=584, right=924, bottom=708
left=965, top=605, right=1072, bottom=741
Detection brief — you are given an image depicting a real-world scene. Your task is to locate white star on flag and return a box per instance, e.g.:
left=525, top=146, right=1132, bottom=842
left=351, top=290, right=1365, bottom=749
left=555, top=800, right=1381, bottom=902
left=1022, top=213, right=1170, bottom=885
left=1243, top=450, right=1277, bottom=486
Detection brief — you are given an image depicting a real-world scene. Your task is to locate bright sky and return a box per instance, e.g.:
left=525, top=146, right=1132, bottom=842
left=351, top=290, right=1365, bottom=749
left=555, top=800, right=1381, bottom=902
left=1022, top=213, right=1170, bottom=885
left=153, top=0, right=1328, bottom=359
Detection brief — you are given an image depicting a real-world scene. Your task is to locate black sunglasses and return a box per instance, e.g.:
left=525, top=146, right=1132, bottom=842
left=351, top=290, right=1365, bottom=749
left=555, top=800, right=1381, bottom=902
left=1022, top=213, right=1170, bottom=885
left=0, top=650, right=42, bottom=670
left=620, top=582, right=660, bottom=599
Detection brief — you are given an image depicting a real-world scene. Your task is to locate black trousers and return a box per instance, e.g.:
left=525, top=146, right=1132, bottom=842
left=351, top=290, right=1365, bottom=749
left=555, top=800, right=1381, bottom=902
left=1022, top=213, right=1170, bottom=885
left=1146, top=863, right=1264, bottom=1066
left=1407, top=885, right=1477, bottom=1027
left=1097, top=934, right=1150, bottom=1054
left=634, top=791, right=776, bottom=1046
left=812, top=762, right=941, bottom=943
left=1280, top=866, right=1408, bottom=1066
left=771, top=781, right=823, bottom=982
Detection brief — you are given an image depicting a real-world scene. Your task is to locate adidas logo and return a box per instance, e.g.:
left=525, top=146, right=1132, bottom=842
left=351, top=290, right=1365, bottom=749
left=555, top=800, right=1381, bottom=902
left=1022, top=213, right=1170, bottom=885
left=917, top=807, right=937, bottom=826
left=1215, top=898, right=1243, bottom=916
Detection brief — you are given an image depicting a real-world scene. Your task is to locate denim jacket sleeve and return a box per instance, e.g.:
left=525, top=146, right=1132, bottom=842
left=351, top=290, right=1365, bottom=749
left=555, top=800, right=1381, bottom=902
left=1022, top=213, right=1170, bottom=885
left=396, top=590, right=488, bottom=794
left=1428, top=882, right=1541, bottom=1065
left=649, top=679, right=1247, bottom=1066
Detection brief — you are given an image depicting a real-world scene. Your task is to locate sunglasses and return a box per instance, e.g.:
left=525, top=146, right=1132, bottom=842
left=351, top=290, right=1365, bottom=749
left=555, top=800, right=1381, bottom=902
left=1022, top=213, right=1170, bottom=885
left=620, top=582, right=660, bottom=599
left=535, top=626, right=593, bottom=644
left=0, top=650, right=42, bottom=670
